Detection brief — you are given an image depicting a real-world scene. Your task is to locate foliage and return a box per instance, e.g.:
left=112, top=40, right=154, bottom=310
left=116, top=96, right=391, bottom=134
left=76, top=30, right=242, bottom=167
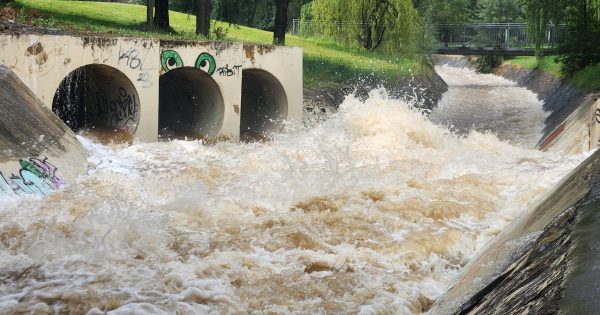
left=520, top=0, right=565, bottom=57
left=309, top=0, right=420, bottom=52
left=555, top=0, right=600, bottom=76
left=473, top=54, right=504, bottom=73
left=477, top=0, right=525, bottom=22
left=415, top=0, right=476, bottom=24
left=570, top=63, right=600, bottom=90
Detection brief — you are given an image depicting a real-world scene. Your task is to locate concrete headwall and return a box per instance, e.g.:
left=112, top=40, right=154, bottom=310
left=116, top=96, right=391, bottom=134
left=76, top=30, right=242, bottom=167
left=0, top=33, right=303, bottom=142
left=0, top=65, right=86, bottom=197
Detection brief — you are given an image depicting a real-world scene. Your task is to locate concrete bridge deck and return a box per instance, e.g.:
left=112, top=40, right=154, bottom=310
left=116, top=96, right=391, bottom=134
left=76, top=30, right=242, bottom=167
left=0, top=33, right=303, bottom=142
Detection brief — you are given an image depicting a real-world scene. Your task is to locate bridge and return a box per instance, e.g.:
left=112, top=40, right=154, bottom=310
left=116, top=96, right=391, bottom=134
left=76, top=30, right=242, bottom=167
left=0, top=33, right=303, bottom=142
left=430, top=23, right=565, bottom=56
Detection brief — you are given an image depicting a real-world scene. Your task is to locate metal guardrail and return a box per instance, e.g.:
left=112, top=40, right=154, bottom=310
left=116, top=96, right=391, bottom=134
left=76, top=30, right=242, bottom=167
left=291, top=20, right=566, bottom=49
left=430, top=23, right=566, bottom=48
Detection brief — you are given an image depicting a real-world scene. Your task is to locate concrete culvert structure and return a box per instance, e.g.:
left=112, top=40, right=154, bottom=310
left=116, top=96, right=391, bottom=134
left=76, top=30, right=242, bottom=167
left=241, top=69, right=288, bottom=141
left=159, top=67, right=224, bottom=140
left=52, top=65, right=141, bottom=136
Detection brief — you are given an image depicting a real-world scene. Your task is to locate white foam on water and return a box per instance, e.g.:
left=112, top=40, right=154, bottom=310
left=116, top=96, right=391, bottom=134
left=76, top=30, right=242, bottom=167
left=0, top=67, right=591, bottom=314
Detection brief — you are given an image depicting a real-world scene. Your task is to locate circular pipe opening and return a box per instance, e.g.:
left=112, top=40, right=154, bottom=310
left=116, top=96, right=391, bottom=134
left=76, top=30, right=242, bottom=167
left=159, top=67, right=224, bottom=140
left=52, top=64, right=140, bottom=137
left=241, top=69, right=288, bottom=141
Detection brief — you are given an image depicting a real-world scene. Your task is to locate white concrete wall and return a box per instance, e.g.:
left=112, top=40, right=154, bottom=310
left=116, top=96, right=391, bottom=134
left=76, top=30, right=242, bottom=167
left=242, top=44, right=304, bottom=124
left=159, top=40, right=244, bottom=141
left=0, top=34, right=161, bottom=141
left=0, top=34, right=304, bottom=143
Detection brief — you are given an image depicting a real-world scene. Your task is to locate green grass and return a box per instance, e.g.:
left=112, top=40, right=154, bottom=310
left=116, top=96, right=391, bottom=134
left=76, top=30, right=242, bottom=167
left=11, top=0, right=418, bottom=88
left=504, top=56, right=600, bottom=91
left=504, top=56, right=563, bottom=77
left=571, top=64, right=600, bottom=91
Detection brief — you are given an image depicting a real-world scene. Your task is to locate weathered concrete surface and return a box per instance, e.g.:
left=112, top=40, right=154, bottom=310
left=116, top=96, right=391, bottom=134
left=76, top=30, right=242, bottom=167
left=429, top=149, right=600, bottom=314
left=0, top=34, right=160, bottom=142
left=0, top=33, right=303, bottom=142
left=493, top=64, right=600, bottom=153
left=0, top=65, right=86, bottom=197
left=433, top=56, right=600, bottom=153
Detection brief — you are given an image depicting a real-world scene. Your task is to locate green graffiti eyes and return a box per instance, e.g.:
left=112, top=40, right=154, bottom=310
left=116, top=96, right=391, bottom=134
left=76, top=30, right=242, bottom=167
left=161, top=51, right=216, bottom=75
left=161, top=50, right=183, bottom=72
left=196, top=52, right=216, bottom=75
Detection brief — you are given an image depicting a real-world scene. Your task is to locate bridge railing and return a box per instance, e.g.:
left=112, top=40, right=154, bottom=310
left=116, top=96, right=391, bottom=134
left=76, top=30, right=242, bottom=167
left=291, top=20, right=566, bottom=49
left=430, top=23, right=566, bottom=48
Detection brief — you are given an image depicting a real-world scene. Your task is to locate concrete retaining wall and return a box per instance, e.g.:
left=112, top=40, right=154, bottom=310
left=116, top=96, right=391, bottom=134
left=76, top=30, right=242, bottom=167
left=493, top=64, right=600, bottom=154
left=0, top=65, right=86, bottom=198
left=0, top=34, right=303, bottom=142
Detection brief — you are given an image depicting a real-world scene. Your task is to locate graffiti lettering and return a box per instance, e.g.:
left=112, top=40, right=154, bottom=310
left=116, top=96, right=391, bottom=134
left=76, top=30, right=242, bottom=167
left=217, top=64, right=242, bottom=77
left=0, top=157, right=64, bottom=198
left=137, top=72, right=152, bottom=88
left=595, top=108, right=600, bottom=124
left=118, top=46, right=145, bottom=70
left=94, top=87, right=139, bottom=132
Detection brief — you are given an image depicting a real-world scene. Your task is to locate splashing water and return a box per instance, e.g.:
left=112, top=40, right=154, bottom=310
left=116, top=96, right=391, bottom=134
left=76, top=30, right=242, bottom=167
left=0, top=68, right=590, bottom=314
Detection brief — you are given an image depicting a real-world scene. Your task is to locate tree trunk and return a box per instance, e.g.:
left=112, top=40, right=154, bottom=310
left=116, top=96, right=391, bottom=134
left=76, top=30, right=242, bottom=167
left=154, top=0, right=170, bottom=31
left=273, top=0, right=289, bottom=45
left=196, top=0, right=211, bottom=37
left=146, top=0, right=154, bottom=31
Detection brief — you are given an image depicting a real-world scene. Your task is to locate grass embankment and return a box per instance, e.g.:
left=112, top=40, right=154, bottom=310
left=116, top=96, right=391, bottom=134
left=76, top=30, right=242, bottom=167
left=10, top=0, right=419, bottom=89
left=504, top=56, right=600, bottom=91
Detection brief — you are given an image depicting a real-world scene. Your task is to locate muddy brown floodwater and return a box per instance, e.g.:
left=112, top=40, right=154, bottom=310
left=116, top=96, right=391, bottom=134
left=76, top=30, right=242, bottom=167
left=0, top=65, right=590, bottom=314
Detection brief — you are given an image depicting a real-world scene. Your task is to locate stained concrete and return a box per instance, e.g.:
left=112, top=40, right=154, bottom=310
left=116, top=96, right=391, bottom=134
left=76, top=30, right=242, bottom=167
left=429, top=149, right=600, bottom=314
left=0, top=33, right=303, bottom=142
left=0, top=65, right=86, bottom=197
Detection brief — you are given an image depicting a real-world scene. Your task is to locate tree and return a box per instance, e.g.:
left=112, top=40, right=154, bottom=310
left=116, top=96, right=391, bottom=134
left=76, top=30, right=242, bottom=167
left=311, top=0, right=419, bottom=52
left=196, top=0, right=211, bottom=37
left=520, top=0, right=564, bottom=57
left=273, top=0, right=290, bottom=44
left=556, top=0, right=600, bottom=75
left=477, top=0, right=525, bottom=22
left=146, top=0, right=154, bottom=31
left=154, top=0, right=170, bottom=30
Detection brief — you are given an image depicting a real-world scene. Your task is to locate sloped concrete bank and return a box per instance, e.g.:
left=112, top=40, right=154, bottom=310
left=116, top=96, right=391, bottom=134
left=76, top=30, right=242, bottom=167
left=435, top=55, right=600, bottom=153
left=494, top=64, right=600, bottom=153
left=0, top=66, right=86, bottom=197
left=428, top=57, right=600, bottom=314
left=429, top=143, right=600, bottom=314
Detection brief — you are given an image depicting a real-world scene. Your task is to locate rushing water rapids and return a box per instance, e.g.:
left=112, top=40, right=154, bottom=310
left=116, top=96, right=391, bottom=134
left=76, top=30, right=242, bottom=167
left=0, top=66, right=591, bottom=314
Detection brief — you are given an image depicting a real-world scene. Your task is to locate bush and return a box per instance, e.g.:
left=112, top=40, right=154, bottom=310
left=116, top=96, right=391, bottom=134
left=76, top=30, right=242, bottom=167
left=473, top=54, right=504, bottom=73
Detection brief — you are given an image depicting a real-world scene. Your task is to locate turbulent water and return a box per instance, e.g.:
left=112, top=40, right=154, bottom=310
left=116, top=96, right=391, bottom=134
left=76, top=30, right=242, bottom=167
left=0, top=66, right=590, bottom=314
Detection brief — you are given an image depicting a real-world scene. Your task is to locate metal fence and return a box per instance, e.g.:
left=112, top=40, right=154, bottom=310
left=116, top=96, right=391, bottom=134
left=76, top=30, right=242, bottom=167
left=429, top=23, right=566, bottom=48
left=292, top=20, right=566, bottom=49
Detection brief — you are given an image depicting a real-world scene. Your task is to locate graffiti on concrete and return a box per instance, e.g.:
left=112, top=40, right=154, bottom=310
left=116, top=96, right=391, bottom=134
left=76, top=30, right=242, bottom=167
left=119, top=45, right=152, bottom=88
left=0, top=157, right=64, bottom=197
left=217, top=64, right=242, bottom=77
left=161, top=50, right=184, bottom=72
left=595, top=108, right=600, bottom=123
left=93, top=87, right=139, bottom=132
left=195, top=52, right=217, bottom=75
left=160, top=50, right=218, bottom=76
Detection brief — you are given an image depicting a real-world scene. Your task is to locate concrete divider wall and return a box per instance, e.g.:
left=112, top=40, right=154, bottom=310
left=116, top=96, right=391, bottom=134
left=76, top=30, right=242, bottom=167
left=0, top=34, right=303, bottom=142
left=0, top=65, right=86, bottom=198
left=0, top=34, right=161, bottom=142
